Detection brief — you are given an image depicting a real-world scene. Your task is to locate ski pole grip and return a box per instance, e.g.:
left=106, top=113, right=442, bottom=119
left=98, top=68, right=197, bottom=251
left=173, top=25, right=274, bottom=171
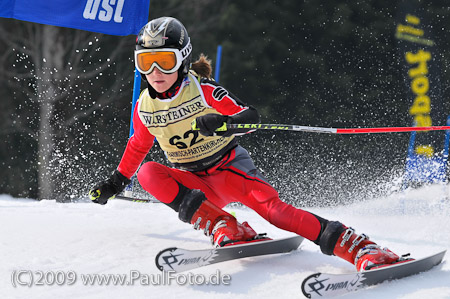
left=191, top=119, right=228, bottom=132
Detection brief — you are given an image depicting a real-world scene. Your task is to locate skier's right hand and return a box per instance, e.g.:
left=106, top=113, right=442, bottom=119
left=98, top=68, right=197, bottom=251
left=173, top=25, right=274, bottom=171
left=194, top=114, right=232, bottom=137
left=89, top=170, right=130, bottom=205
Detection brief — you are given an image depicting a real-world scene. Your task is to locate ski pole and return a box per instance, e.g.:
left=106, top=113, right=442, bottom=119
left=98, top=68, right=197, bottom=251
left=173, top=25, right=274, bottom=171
left=228, top=124, right=450, bottom=134
left=114, top=195, right=160, bottom=203
left=191, top=120, right=450, bottom=134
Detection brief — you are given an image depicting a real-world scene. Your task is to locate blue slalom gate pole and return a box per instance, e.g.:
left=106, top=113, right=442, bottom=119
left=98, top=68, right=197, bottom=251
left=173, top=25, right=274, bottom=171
left=129, top=68, right=141, bottom=137
left=124, top=68, right=142, bottom=196
left=214, top=45, right=222, bottom=82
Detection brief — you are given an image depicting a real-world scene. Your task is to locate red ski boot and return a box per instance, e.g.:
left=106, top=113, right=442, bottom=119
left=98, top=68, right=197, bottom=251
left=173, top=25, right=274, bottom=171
left=318, top=221, right=400, bottom=271
left=179, top=189, right=266, bottom=247
left=334, top=227, right=400, bottom=271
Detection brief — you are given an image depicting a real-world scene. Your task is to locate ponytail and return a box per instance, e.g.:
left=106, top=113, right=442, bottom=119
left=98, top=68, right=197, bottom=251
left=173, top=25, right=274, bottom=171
left=191, top=54, right=213, bottom=79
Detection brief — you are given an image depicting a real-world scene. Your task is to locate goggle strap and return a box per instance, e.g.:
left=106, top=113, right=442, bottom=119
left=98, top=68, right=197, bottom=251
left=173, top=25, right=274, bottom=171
left=180, top=39, right=192, bottom=60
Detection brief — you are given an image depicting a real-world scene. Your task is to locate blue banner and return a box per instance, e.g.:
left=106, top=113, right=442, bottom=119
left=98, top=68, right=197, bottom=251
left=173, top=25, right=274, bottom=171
left=0, top=0, right=150, bottom=36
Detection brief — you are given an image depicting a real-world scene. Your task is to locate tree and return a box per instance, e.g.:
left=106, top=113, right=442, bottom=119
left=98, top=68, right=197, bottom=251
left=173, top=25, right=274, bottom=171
left=0, top=20, right=134, bottom=200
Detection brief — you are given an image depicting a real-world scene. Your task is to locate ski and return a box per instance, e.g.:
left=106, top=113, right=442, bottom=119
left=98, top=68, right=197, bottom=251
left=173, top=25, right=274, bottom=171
left=301, top=250, right=446, bottom=298
left=155, top=235, right=303, bottom=272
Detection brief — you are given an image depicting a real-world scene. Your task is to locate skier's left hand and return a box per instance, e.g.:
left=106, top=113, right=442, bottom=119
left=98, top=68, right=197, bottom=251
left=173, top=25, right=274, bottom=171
left=89, top=170, right=130, bottom=205
left=195, top=114, right=233, bottom=137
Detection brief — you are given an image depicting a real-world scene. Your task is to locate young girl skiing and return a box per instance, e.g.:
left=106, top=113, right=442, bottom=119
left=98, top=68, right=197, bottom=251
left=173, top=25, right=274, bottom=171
left=90, top=16, right=400, bottom=271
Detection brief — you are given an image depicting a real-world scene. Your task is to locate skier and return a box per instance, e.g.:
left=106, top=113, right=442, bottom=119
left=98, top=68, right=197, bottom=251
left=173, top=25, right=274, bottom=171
left=90, top=17, right=400, bottom=271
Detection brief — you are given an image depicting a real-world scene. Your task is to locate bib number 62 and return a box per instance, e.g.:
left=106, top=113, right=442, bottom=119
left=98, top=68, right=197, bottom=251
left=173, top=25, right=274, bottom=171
left=169, top=130, right=204, bottom=149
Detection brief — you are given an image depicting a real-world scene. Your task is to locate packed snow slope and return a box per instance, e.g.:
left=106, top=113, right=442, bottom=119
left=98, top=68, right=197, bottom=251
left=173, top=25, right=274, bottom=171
left=1, top=184, right=449, bottom=299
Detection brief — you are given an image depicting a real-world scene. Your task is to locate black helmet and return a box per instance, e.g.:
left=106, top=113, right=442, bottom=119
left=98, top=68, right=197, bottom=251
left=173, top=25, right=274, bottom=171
left=136, top=17, right=192, bottom=78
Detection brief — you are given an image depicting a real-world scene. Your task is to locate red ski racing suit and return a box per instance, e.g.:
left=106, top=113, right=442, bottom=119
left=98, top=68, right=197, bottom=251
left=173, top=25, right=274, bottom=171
left=117, top=72, right=325, bottom=243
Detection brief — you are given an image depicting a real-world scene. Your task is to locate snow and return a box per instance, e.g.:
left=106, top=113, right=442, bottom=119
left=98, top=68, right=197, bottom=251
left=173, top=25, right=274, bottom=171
left=1, top=184, right=449, bottom=299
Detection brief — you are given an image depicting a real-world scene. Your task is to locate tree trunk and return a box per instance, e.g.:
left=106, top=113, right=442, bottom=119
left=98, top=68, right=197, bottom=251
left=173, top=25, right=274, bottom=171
left=36, top=25, right=64, bottom=200
left=37, top=99, right=54, bottom=200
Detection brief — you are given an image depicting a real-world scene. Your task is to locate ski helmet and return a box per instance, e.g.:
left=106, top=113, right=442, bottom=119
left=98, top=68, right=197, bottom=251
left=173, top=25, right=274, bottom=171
left=135, top=17, right=192, bottom=79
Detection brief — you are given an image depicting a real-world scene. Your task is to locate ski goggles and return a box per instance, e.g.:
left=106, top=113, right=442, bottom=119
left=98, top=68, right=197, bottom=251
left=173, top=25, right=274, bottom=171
left=135, top=41, right=192, bottom=75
